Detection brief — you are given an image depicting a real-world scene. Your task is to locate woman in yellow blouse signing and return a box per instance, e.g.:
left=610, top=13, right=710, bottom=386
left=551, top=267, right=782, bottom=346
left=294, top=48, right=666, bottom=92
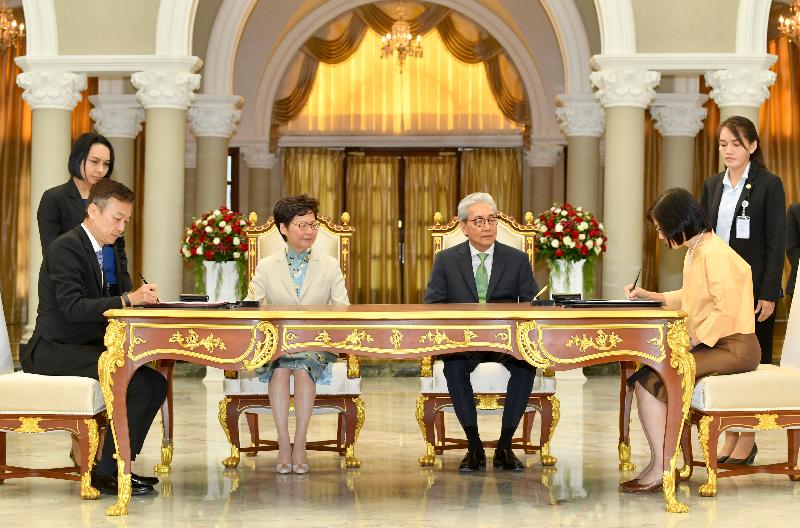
left=246, top=195, right=349, bottom=474
left=622, top=188, right=760, bottom=493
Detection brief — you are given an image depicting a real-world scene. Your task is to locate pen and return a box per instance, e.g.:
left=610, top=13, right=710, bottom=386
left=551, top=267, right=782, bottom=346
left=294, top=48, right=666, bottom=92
left=139, top=272, right=148, bottom=284
left=533, top=284, right=548, bottom=300
left=631, top=268, right=641, bottom=291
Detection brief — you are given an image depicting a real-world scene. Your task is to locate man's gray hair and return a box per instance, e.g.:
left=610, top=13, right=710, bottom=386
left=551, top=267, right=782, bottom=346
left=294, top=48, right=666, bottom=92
left=457, top=192, right=497, bottom=221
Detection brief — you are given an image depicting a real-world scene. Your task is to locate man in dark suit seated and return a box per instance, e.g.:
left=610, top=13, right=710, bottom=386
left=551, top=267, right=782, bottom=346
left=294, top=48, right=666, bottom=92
left=21, top=179, right=165, bottom=495
left=424, top=192, right=538, bottom=472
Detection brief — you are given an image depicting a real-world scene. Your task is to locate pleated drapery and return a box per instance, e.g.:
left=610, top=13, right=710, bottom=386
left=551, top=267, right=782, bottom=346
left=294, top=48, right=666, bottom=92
left=459, top=148, right=522, bottom=219
left=281, top=148, right=344, bottom=218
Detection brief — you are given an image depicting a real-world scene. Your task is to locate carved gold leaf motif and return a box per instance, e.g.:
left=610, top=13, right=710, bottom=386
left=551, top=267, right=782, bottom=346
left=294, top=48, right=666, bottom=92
left=754, top=414, right=780, bottom=430
left=168, top=329, right=227, bottom=352
left=16, top=417, right=45, bottom=433
left=419, top=329, right=476, bottom=346
left=315, top=329, right=374, bottom=348
left=565, top=329, right=622, bottom=353
left=390, top=329, right=404, bottom=349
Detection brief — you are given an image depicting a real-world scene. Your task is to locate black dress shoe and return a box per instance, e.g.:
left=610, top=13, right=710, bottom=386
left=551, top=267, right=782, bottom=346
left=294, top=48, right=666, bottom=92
left=131, top=472, right=160, bottom=486
left=726, top=444, right=757, bottom=465
left=493, top=448, right=524, bottom=471
left=91, top=472, right=155, bottom=496
left=458, top=448, right=486, bottom=472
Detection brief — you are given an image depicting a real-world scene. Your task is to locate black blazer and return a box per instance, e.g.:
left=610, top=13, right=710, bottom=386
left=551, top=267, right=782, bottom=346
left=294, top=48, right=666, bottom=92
left=37, top=178, right=132, bottom=292
left=700, top=166, right=786, bottom=301
left=424, top=240, right=538, bottom=304
left=22, top=226, right=124, bottom=375
left=787, top=203, right=800, bottom=297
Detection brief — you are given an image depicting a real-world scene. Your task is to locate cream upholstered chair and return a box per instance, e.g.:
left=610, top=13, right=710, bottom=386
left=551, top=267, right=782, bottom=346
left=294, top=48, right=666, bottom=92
left=417, top=211, right=559, bottom=466
left=219, top=212, right=365, bottom=468
left=0, top=293, right=106, bottom=499
left=677, top=306, right=800, bottom=495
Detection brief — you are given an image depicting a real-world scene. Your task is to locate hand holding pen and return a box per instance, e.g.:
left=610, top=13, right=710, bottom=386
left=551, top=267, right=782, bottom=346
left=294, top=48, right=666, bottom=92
left=128, top=272, right=159, bottom=305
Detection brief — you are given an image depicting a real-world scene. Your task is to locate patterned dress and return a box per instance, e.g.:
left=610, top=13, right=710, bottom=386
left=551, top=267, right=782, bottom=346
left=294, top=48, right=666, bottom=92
left=256, top=247, right=337, bottom=384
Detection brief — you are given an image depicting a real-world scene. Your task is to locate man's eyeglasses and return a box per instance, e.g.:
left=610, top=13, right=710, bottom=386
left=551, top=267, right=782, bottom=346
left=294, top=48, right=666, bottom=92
left=468, top=216, right=498, bottom=227
left=291, top=221, right=320, bottom=230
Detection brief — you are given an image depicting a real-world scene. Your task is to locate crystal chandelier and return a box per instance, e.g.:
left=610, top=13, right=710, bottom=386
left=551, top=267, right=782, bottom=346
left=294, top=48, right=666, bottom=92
left=0, top=3, right=24, bottom=54
left=380, top=4, right=422, bottom=73
left=778, top=1, right=800, bottom=42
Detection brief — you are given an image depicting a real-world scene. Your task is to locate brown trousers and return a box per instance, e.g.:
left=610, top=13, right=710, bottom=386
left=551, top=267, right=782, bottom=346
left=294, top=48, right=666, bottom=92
left=628, top=333, right=761, bottom=403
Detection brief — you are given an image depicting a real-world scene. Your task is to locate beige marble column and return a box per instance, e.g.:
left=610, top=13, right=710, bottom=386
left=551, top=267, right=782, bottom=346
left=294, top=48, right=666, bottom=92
left=183, top=141, right=198, bottom=294
left=89, top=94, right=145, bottom=278
left=132, top=71, right=200, bottom=302
left=650, top=92, right=708, bottom=291
left=555, top=94, right=604, bottom=215
left=525, top=142, right=563, bottom=217
left=188, top=95, right=243, bottom=214
left=16, top=71, right=87, bottom=341
left=590, top=69, right=660, bottom=298
left=705, top=69, right=776, bottom=128
left=241, top=143, right=278, bottom=223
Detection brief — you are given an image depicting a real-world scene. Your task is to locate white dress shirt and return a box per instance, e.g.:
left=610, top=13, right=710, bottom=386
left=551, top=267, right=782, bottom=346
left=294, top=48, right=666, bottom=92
left=468, top=242, right=495, bottom=280
left=81, top=223, right=103, bottom=284
left=715, top=163, right=750, bottom=244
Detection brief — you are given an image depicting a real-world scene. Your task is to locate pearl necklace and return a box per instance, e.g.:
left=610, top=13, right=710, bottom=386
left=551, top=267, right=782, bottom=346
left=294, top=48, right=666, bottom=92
left=687, top=231, right=706, bottom=265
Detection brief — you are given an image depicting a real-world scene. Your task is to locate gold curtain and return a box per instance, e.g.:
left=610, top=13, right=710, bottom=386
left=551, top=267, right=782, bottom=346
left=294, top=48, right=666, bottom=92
left=281, top=148, right=344, bottom=218
left=403, top=155, right=457, bottom=303
left=273, top=4, right=529, bottom=143
left=693, top=79, right=719, bottom=197
left=642, top=111, right=662, bottom=292
left=0, top=43, right=31, bottom=357
left=72, top=77, right=97, bottom=141
left=460, top=148, right=522, bottom=219
left=345, top=155, right=401, bottom=304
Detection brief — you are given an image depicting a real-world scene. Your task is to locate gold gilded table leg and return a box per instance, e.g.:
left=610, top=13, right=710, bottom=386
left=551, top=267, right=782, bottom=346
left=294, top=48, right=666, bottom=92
left=344, top=397, right=365, bottom=468
left=416, top=395, right=436, bottom=466
left=539, top=395, right=559, bottom=466
left=618, top=441, right=636, bottom=472
left=154, top=442, right=173, bottom=474
left=218, top=396, right=240, bottom=468
left=107, top=457, right=132, bottom=516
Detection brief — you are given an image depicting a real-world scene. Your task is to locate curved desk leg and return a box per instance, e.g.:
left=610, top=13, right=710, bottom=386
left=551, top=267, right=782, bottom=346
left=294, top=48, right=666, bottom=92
left=416, top=395, right=437, bottom=466
left=154, top=359, right=175, bottom=473
left=618, top=362, right=637, bottom=471
left=661, top=320, right=695, bottom=514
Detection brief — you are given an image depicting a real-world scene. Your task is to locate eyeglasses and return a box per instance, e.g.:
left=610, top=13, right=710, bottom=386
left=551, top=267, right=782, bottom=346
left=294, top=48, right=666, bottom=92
left=291, top=221, right=319, bottom=231
left=468, top=216, right=498, bottom=227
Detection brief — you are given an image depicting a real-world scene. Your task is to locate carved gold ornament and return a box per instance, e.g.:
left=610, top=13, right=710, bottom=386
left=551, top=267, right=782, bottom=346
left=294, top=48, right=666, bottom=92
left=754, top=414, right=781, bottom=430
left=316, top=329, right=374, bottom=348
left=697, top=415, right=717, bottom=497
left=416, top=395, right=436, bottom=466
left=419, top=329, right=477, bottom=346
left=169, top=329, right=227, bottom=352
left=218, top=396, right=240, bottom=468
left=565, top=329, right=623, bottom=353
left=539, top=395, right=559, bottom=466
left=390, top=329, right=404, bottom=349
left=154, top=442, right=174, bottom=474
left=344, top=396, right=366, bottom=468
left=15, top=417, right=45, bottom=433
left=242, top=321, right=280, bottom=371
left=347, top=354, right=361, bottom=378
left=618, top=441, right=636, bottom=472
left=476, top=394, right=502, bottom=410
left=420, top=356, right=433, bottom=377
left=80, top=419, right=101, bottom=500
left=106, top=459, right=132, bottom=516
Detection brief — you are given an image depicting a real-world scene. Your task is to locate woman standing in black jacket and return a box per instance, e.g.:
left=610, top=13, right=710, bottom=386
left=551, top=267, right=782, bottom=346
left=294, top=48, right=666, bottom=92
left=700, top=115, right=786, bottom=465
left=37, top=132, right=131, bottom=296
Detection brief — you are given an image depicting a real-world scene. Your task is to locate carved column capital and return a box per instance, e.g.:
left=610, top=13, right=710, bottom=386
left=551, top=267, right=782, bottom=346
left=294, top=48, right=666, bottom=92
left=89, top=95, right=145, bottom=138
left=241, top=143, right=277, bottom=169
left=525, top=142, right=564, bottom=168
left=188, top=94, right=243, bottom=138
left=17, top=71, right=87, bottom=110
left=131, top=71, right=200, bottom=110
left=705, top=69, right=776, bottom=108
left=590, top=69, right=660, bottom=109
left=650, top=94, right=709, bottom=137
left=555, top=94, right=605, bottom=137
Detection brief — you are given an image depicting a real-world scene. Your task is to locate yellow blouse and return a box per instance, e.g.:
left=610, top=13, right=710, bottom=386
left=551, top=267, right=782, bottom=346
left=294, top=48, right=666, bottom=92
left=662, top=233, right=755, bottom=347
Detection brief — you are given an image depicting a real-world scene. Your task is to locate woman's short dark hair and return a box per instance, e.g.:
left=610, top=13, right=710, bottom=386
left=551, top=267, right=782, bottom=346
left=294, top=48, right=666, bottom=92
left=68, top=132, right=115, bottom=180
left=273, top=194, right=319, bottom=241
left=87, top=179, right=135, bottom=212
left=719, top=115, right=767, bottom=171
left=647, top=188, right=710, bottom=248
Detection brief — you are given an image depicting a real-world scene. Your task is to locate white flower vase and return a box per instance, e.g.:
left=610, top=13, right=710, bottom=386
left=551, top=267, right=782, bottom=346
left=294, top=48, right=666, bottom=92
left=547, top=258, right=586, bottom=381
left=548, top=259, right=585, bottom=298
left=203, top=261, right=240, bottom=303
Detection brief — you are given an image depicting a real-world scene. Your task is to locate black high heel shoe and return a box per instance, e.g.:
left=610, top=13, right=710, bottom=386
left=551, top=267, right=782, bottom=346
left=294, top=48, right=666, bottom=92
left=717, top=454, right=729, bottom=464
left=726, top=444, right=757, bottom=465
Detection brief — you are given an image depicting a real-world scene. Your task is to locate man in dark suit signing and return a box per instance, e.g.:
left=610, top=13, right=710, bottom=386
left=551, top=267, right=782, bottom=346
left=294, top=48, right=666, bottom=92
left=21, top=179, right=165, bottom=495
left=424, top=192, right=538, bottom=472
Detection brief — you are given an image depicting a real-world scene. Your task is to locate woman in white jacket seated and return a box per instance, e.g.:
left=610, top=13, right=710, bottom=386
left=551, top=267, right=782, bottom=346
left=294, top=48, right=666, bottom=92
left=246, top=194, right=349, bottom=474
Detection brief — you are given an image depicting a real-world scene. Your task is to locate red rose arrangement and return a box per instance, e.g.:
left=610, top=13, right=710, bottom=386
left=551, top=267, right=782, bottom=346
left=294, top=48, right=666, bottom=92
left=180, top=206, right=252, bottom=298
left=533, top=203, right=607, bottom=263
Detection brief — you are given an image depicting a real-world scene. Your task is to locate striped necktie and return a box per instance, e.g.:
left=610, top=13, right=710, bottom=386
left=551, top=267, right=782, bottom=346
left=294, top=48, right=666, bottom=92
left=476, top=253, right=489, bottom=303
left=95, top=249, right=104, bottom=287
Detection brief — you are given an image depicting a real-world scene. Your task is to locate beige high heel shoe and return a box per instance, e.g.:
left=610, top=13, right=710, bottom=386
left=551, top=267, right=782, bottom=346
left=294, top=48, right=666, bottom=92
left=276, top=463, right=293, bottom=474
left=292, top=463, right=310, bottom=474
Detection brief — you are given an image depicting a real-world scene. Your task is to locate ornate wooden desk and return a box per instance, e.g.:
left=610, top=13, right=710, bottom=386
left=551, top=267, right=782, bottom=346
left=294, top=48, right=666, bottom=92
left=98, top=304, right=693, bottom=516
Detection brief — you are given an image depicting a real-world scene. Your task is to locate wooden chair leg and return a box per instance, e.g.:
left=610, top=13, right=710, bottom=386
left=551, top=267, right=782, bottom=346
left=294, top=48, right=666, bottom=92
left=417, top=395, right=438, bottom=466
left=340, top=396, right=363, bottom=468
left=523, top=408, right=537, bottom=454
left=155, top=359, right=175, bottom=474
left=77, top=419, right=100, bottom=500
left=245, top=412, right=260, bottom=456
left=220, top=397, right=242, bottom=468
left=788, top=429, right=800, bottom=481
left=434, top=410, right=445, bottom=455
left=697, top=415, right=721, bottom=497
left=538, top=395, right=558, bottom=466
left=0, top=431, right=6, bottom=484
left=618, top=362, right=636, bottom=471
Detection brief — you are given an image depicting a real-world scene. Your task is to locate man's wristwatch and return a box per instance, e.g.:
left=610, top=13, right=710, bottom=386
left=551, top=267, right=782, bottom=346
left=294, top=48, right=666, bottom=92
left=122, top=292, right=131, bottom=308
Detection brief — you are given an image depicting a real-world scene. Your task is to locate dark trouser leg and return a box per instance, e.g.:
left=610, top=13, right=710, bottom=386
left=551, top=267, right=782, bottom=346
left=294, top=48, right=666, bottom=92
left=755, top=311, right=775, bottom=364
left=498, top=356, right=536, bottom=448
left=443, top=353, right=481, bottom=446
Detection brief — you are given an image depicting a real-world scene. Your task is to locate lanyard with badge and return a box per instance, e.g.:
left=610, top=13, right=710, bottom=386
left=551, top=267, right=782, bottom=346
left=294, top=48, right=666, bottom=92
left=736, top=183, right=752, bottom=239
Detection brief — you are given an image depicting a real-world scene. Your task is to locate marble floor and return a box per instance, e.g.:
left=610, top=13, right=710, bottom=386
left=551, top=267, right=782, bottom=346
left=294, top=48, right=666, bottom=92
left=1, top=375, right=798, bottom=527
